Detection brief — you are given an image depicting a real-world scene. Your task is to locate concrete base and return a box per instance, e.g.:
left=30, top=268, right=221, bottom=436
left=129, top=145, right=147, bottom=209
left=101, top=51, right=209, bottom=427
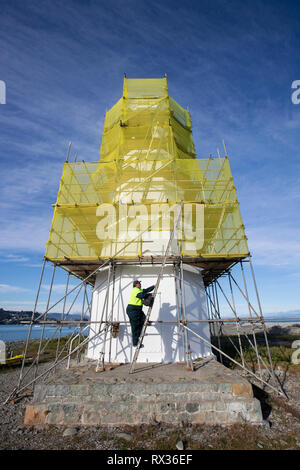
left=24, top=359, right=263, bottom=426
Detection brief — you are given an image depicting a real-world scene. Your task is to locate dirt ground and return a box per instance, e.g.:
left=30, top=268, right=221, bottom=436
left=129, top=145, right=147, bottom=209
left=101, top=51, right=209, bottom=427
left=1, top=360, right=300, bottom=451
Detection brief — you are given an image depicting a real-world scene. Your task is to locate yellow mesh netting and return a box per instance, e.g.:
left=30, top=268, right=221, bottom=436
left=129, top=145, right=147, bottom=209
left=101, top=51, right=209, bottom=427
left=100, top=78, right=194, bottom=161
left=46, top=78, right=248, bottom=261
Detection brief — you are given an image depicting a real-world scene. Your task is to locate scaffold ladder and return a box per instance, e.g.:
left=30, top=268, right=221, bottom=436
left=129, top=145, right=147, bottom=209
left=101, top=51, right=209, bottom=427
left=129, top=201, right=184, bottom=374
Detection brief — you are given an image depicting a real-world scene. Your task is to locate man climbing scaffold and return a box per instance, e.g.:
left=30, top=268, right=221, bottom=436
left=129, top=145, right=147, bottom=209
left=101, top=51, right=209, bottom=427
left=126, top=280, right=155, bottom=348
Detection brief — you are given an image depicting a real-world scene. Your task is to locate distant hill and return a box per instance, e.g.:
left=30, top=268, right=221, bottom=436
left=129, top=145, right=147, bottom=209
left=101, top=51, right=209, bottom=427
left=263, top=310, right=300, bottom=322
left=0, top=308, right=89, bottom=324
left=221, top=310, right=300, bottom=322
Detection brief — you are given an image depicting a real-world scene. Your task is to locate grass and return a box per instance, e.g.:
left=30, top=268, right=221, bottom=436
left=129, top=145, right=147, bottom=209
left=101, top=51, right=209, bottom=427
left=1, top=330, right=300, bottom=450
left=211, top=332, right=300, bottom=370
left=0, top=335, right=87, bottom=373
left=95, top=423, right=300, bottom=450
left=1, top=331, right=299, bottom=377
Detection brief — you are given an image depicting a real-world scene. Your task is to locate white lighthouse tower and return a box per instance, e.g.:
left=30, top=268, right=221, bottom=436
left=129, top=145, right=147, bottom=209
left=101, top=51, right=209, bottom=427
left=45, top=77, right=249, bottom=366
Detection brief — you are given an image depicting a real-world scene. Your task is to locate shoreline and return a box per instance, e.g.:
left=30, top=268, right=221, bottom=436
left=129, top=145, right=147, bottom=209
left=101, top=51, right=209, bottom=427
left=1, top=321, right=300, bottom=345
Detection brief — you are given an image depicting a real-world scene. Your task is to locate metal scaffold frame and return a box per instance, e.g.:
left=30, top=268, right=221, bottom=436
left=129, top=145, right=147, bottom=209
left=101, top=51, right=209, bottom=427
left=4, top=250, right=287, bottom=404
left=2, top=78, right=288, bottom=405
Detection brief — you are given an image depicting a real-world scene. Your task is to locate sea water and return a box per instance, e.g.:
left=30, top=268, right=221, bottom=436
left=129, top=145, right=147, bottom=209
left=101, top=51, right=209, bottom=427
left=0, top=324, right=87, bottom=343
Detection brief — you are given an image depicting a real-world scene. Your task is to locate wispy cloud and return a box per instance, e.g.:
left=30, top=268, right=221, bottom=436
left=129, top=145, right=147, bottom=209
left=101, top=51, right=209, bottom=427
left=41, top=283, right=79, bottom=294
left=0, top=283, right=31, bottom=293
left=0, top=254, right=29, bottom=263
left=246, top=226, right=300, bottom=266
left=0, top=0, right=299, bottom=313
left=0, top=213, right=50, bottom=253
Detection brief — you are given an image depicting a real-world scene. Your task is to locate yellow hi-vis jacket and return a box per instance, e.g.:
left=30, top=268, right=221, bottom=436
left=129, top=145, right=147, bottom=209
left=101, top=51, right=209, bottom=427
left=128, top=287, right=143, bottom=306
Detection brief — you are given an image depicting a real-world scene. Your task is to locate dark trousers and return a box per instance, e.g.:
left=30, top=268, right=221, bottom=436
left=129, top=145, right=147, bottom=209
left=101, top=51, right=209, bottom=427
left=126, top=305, right=146, bottom=346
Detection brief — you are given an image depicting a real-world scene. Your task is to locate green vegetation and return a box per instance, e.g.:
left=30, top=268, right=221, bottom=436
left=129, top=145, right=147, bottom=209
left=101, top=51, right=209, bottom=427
left=0, top=335, right=87, bottom=373
left=211, top=333, right=300, bottom=370
left=2, top=332, right=299, bottom=374
left=87, top=423, right=300, bottom=450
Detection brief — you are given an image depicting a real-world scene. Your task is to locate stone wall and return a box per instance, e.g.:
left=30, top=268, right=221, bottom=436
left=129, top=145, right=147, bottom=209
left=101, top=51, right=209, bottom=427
left=24, top=378, right=263, bottom=426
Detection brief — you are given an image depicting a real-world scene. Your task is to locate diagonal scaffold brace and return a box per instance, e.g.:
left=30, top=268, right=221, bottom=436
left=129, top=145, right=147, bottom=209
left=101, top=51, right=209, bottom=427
left=4, top=204, right=178, bottom=404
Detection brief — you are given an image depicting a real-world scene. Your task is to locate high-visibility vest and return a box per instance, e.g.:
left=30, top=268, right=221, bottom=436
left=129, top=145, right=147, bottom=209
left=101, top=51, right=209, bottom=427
left=128, top=287, right=143, bottom=306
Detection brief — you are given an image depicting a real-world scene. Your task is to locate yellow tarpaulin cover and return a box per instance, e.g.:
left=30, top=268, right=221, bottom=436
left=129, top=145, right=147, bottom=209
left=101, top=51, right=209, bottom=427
left=46, top=78, right=248, bottom=261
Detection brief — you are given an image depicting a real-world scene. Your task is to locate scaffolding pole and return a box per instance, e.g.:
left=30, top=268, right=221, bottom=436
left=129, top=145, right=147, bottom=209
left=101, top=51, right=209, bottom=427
left=7, top=250, right=288, bottom=403
left=129, top=201, right=184, bottom=374
left=96, top=262, right=113, bottom=372
left=55, top=271, right=70, bottom=365
left=17, top=258, right=46, bottom=391
left=34, top=263, right=56, bottom=379
left=180, top=323, right=287, bottom=398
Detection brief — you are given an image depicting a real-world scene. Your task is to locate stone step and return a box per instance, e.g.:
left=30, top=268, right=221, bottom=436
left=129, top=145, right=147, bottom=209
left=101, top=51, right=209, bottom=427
left=33, top=380, right=253, bottom=403
left=24, top=361, right=263, bottom=426
left=24, top=397, right=263, bottom=426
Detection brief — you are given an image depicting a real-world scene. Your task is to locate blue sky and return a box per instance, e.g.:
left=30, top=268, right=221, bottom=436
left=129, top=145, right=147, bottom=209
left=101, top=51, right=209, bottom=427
left=0, top=0, right=299, bottom=316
